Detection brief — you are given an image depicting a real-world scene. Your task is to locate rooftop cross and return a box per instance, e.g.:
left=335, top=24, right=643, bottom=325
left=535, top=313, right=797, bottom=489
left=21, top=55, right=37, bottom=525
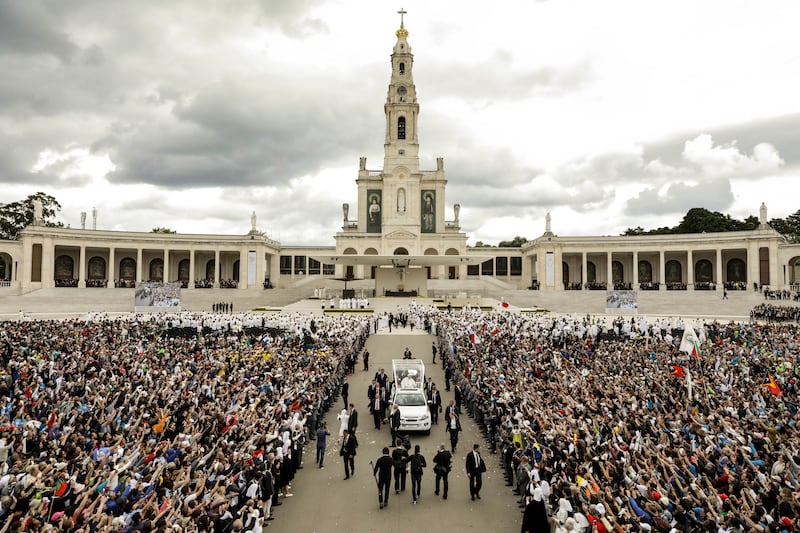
left=398, top=7, right=406, bottom=27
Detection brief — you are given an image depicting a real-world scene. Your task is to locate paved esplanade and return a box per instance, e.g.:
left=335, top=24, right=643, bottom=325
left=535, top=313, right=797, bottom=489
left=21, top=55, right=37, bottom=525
left=269, top=327, right=521, bottom=533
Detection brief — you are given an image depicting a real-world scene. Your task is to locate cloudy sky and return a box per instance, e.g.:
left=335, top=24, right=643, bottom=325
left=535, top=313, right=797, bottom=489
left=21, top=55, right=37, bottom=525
left=2, top=0, right=799, bottom=245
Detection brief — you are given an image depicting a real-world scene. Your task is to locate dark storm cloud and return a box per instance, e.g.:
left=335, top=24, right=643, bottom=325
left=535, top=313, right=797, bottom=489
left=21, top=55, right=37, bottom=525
left=624, top=179, right=735, bottom=216
left=554, top=151, right=646, bottom=187
left=0, top=1, right=79, bottom=61
left=445, top=145, right=537, bottom=188
left=105, top=73, right=383, bottom=188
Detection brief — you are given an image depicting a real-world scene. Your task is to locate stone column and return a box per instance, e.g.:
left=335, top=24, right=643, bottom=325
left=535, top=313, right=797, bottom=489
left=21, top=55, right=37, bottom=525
left=214, top=250, right=221, bottom=288
left=716, top=248, right=723, bottom=286
left=606, top=252, right=613, bottom=287
left=632, top=251, right=639, bottom=289
left=769, top=244, right=779, bottom=288
left=108, top=248, right=115, bottom=287
left=189, top=249, right=195, bottom=289
left=554, top=248, right=563, bottom=290
left=78, top=246, right=86, bottom=288
left=163, top=248, right=170, bottom=283
left=747, top=242, right=759, bottom=287
left=21, top=238, right=32, bottom=290
left=581, top=252, right=587, bottom=287
left=687, top=249, right=693, bottom=289
left=659, top=250, right=665, bottom=289
left=239, top=248, right=248, bottom=289
left=42, top=238, right=55, bottom=288
left=136, top=248, right=143, bottom=283
left=270, top=253, right=280, bottom=286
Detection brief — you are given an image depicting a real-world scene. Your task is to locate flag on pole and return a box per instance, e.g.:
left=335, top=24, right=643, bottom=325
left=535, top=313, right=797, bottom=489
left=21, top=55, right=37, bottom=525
left=679, top=325, right=702, bottom=358
left=764, top=373, right=782, bottom=396
left=670, top=365, right=686, bottom=378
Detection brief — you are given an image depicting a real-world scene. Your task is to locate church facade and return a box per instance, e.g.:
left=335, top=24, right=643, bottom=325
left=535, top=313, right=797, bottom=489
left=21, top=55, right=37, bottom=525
left=1, top=18, right=799, bottom=296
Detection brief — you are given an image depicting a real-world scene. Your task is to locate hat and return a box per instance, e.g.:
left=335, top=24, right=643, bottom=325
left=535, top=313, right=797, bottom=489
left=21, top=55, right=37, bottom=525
left=596, top=503, right=606, bottom=516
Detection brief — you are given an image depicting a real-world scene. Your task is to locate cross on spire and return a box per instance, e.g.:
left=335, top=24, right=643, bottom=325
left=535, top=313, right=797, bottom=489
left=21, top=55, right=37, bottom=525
left=398, top=8, right=407, bottom=27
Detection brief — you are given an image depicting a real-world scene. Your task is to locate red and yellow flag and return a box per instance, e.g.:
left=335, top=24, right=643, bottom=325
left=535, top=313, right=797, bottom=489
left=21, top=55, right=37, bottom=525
left=764, top=373, right=782, bottom=396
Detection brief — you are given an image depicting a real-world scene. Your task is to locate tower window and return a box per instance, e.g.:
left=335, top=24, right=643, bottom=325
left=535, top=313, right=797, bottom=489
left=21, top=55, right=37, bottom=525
left=397, top=117, right=406, bottom=139
left=399, top=62, right=405, bottom=74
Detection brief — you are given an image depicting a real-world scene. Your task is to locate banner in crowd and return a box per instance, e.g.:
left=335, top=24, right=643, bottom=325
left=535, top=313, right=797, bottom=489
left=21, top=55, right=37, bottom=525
left=605, top=290, right=638, bottom=313
left=134, top=282, right=182, bottom=312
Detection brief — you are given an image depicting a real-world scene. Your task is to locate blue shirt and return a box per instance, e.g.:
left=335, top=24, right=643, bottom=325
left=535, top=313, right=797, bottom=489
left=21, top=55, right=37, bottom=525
left=316, top=428, right=330, bottom=447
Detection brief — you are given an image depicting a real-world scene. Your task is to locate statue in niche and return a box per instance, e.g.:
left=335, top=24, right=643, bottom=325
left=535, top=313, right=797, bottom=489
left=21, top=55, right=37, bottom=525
left=359, top=157, right=367, bottom=171
left=397, top=188, right=406, bottom=213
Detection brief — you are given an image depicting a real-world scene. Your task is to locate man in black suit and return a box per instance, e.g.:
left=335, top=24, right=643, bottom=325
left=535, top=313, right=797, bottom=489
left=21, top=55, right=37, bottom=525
left=374, top=447, right=394, bottom=509
left=429, top=385, right=442, bottom=424
left=391, top=437, right=408, bottom=494
left=390, top=403, right=402, bottom=446
left=367, top=380, right=378, bottom=402
left=369, top=392, right=383, bottom=429
left=341, top=380, right=349, bottom=409
left=433, top=443, right=452, bottom=499
left=379, top=386, right=389, bottom=421
left=465, top=443, right=486, bottom=501
left=444, top=399, right=459, bottom=422
left=340, top=429, right=357, bottom=479
left=347, top=403, right=358, bottom=435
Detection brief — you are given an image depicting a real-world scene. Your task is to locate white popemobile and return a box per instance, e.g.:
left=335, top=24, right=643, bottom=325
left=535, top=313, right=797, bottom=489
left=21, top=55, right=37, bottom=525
left=391, top=359, right=432, bottom=434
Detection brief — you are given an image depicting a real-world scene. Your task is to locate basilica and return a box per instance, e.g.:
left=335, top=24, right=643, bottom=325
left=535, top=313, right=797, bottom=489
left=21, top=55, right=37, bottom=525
left=1, top=18, right=798, bottom=298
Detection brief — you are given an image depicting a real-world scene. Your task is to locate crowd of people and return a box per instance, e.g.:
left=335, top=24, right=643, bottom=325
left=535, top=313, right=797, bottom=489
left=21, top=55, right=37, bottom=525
left=0, top=311, right=369, bottom=532
left=751, top=304, right=800, bottom=323
left=431, top=306, right=800, bottom=532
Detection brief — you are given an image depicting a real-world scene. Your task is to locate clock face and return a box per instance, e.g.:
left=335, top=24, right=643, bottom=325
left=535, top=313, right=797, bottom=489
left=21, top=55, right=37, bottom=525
left=397, top=86, right=407, bottom=96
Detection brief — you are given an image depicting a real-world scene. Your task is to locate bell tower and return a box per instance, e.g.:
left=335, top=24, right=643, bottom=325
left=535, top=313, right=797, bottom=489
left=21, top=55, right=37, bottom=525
left=383, top=8, right=420, bottom=173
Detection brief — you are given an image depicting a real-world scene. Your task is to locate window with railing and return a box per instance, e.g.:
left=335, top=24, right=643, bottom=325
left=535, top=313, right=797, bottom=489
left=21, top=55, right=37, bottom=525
left=279, top=255, right=292, bottom=275
left=293, top=255, right=306, bottom=275
left=495, top=257, right=508, bottom=276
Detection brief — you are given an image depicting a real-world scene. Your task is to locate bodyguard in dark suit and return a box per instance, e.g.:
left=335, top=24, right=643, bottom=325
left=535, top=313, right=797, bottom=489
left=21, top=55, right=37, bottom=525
left=433, top=444, right=452, bottom=499
left=444, top=399, right=459, bottom=422
left=341, top=381, right=349, bottom=409
left=374, top=447, right=394, bottom=509
left=429, top=386, right=442, bottom=424
left=347, top=403, right=358, bottom=435
left=465, top=443, right=486, bottom=500
left=390, top=403, right=402, bottom=446
left=340, top=429, right=357, bottom=479
left=370, top=392, right=383, bottom=429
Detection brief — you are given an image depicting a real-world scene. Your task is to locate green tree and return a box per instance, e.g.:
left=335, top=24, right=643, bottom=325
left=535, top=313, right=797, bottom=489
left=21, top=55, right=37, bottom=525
left=498, top=236, right=528, bottom=247
left=0, top=192, right=63, bottom=240
left=472, top=241, right=494, bottom=247
left=151, top=227, right=177, bottom=234
left=770, top=209, right=800, bottom=242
